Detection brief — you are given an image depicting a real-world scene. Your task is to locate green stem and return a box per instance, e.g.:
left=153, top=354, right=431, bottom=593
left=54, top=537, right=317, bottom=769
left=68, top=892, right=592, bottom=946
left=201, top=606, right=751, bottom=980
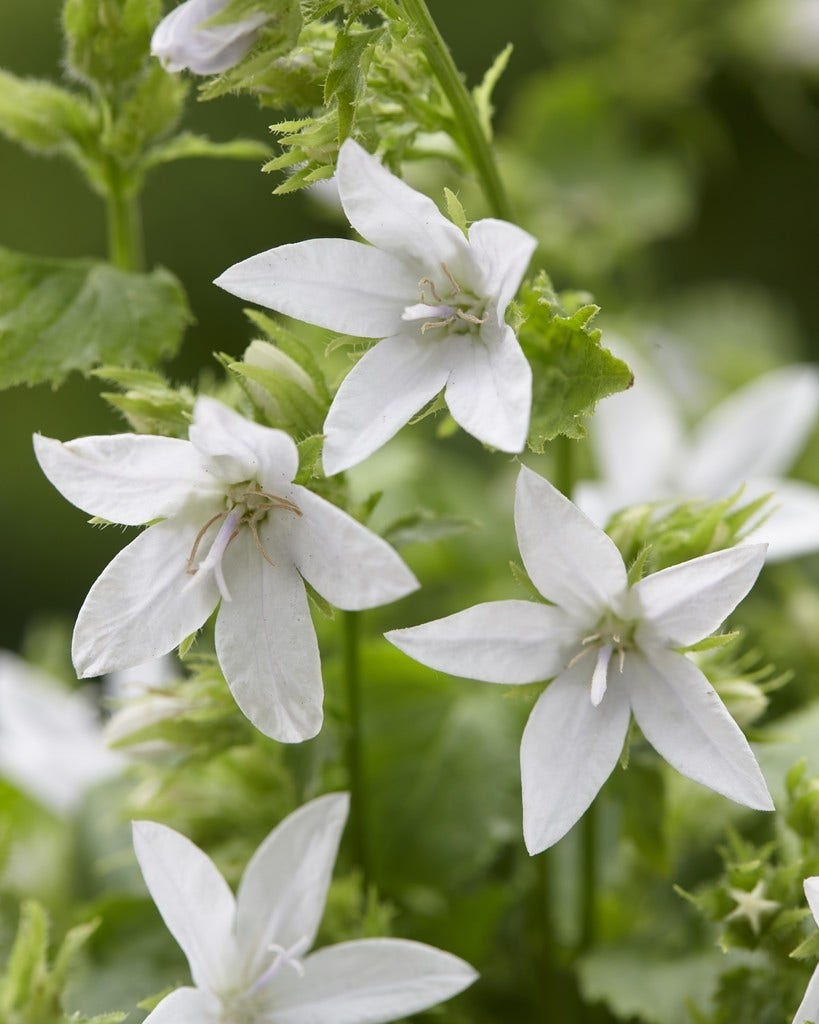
left=394, top=0, right=514, bottom=221
left=343, top=610, right=371, bottom=888
left=105, top=173, right=143, bottom=272
left=578, top=802, right=598, bottom=952
left=552, top=434, right=575, bottom=499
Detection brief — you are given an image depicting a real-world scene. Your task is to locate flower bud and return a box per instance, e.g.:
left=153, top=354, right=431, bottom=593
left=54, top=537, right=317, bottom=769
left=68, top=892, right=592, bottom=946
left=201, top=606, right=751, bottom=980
left=151, top=0, right=267, bottom=75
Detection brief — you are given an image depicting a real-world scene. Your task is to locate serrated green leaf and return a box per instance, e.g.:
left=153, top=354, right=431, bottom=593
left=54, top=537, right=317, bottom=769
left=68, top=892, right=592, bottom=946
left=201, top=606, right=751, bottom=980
left=682, top=631, right=741, bottom=653
left=0, top=248, right=191, bottom=389
left=443, top=187, right=468, bottom=233
left=324, top=26, right=383, bottom=142
left=517, top=272, right=633, bottom=448
left=295, top=435, right=325, bottom=484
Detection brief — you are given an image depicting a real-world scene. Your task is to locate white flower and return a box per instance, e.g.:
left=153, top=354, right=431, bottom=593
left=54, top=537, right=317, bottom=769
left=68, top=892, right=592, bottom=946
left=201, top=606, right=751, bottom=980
left=386, top=466, right=774, bottom=854
left=576, top=348, right=819, bottom=562
left=33, top=397, right=417, bottom=743
left=151, top=0, right=267, bottom=75
left=0, top=651, right=120, bottom=815
left=132, top=793, right=477, bottom=1024
left=793, top=877, right=819, bottom=1023
left=215, top=139, right=537, bottom=475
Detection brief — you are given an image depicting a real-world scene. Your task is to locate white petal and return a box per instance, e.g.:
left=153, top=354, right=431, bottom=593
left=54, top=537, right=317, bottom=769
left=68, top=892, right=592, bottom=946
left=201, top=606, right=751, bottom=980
left=142, top=987, right=220, bottom=1024
left=236, top=793, right=349, bottom=977
left=467, top=218, right=537, bottom=313
left=805, top=877, right=819, bottom=925
left=151, top=0, right=266, bottom=76
left=322, top=334, right=450, bottom=475
left=73, top=515, right=220, bottom=678
left=741, top=477, right=819, bottom=562
left=281, top=487, right=418, bottom=610
left=444, top=324, right=532, bottom=453
left=189, top=396, right=298, bottom=486
left=131, top=821, right=237, bottom=992
left=625, top=649, right=773, bottom=810
left=337, top=139, right=473, bottom=277
left=33, top=433, right=214, bottom=526
left=215, top=530, right=323, bottom=742
left=682, top=364, right=819, bottom=496
left=792, top=964, right=819, bottom=1024
left=270, top=938, right=477, bottom=1024
left=520, top=660, right=631, bottom=854
left=634, top=544, right=766, bottom=648
left=587, top=345, right=682, bottom=502
left=514, top=465, right=627, bottom=620
left=215, top=239, right=417, bottom=338
left=386, top=600, right=578, bottom=684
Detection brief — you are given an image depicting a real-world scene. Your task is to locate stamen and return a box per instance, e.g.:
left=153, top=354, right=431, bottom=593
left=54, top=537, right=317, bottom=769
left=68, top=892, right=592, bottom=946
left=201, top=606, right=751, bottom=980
left=421, top=316, right=456, bottom=334
left=440, top=261, right=460, bottom=294
left=249, top=519, right=277, bottom=568
left=186, top=511, right=227, bottom=575
left=418, top=276, right=444, bottom=303
left=590, top=644, right=613, bottom=707
left=456, top=309, right=486, bottom=326
left=567, top=645, right=593, bottom=669
left=195, top=507, right=242, bottom=602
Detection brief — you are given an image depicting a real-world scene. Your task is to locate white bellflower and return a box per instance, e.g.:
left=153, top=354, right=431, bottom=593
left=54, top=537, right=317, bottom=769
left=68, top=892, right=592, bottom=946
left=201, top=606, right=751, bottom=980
left=132, top=793, right=477, bottom=1024
left=151, top=0, right=267, bottom=75
left=34, top=397, right=417, bottom=743
left=387, top=466, right=774, bottom=854
left=215, top=139, right=537, bottom=474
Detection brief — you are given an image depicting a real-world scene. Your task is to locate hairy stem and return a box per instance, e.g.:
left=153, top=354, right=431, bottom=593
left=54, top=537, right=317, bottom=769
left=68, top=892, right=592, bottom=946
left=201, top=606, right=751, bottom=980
left=393, top=0, right=514, bottom=220
left=343, top=610, right=371, bottom=889
left=105, top=172, right=143, bottom=272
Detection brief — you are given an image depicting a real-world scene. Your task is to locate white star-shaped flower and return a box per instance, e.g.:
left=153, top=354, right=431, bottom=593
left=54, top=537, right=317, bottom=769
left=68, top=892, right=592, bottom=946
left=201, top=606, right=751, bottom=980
left=386, top=466, right=774, bottom=854
left=151, top=0, right=267, bottom=75
left=0, top=650, right=121, bottom=815
left=215, top=139, right=537, bottom=475
left=793, top=877, right=819, bottom=1023
left=725, top=879, right=780, bottom=935
left=132, top=793, right=477, bottom=1024
left=34, top=397, right=417, bottom=743
left=576, top=347, right=819, bottom=562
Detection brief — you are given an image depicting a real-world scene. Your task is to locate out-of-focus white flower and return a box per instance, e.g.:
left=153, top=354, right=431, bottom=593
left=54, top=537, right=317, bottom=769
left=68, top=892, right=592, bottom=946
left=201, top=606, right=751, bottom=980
left=387, top=466, right=773, bottom=854
left=0, top=651, right=120, bottom=815
left=778, top=0, right=819, bottom=69
left=216, top=139, right=537, bottom=475
left=34, top=397, right=417, bottom=743
left=792, top=877, right=819, bottom=1022
left=151, top=0, right=267, bottom=75
left=575, top=347, right=819, bottom=562
left=133, top=793, right=478, bottom=1024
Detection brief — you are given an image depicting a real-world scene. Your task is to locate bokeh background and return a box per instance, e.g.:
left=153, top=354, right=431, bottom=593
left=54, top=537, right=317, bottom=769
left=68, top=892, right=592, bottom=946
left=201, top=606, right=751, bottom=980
left=3, top=0, right=819, bottom=653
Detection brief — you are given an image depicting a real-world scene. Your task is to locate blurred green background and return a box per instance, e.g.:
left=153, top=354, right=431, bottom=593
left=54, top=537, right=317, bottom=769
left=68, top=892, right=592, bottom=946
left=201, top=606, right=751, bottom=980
left=2, top=0, right=819, bottom=651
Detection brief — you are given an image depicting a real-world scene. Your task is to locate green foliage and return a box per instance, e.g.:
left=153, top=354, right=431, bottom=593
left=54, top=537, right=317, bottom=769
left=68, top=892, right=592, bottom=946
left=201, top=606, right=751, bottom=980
left=62, top=0, right=161, bottom=89
left=0, top=901, right=124, bottom=1024
left=93, top=367, right=195, bottom=436
left=0, top=248, right=190, bottom=389
left=0, top=72, right=98, bottom=169
left=607, top=489, right=774, bottom=577
left=513, top=272, right=633, bottom=448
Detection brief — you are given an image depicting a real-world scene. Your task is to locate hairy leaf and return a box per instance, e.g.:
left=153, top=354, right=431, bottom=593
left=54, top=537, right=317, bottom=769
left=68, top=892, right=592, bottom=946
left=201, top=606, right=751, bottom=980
left=0, top=248, right=190, bottom=389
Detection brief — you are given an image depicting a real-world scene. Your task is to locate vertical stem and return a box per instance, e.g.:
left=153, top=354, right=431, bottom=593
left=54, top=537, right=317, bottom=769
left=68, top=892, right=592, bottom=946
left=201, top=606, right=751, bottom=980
left=395, top=0, right=514, bottom=221
left=105, top=172, right=143, bottom=272
left=343, top=610, right=371, bottom=889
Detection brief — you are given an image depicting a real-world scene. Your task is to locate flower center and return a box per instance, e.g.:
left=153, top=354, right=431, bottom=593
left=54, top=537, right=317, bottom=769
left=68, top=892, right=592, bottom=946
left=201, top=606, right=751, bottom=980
left=185, top=482, right=302, bottom=601
left=567, top=615, right=637, bottom=707
left=402, top=262, right=486, bottom=336
left=220, top=936, right=309, bottom=1024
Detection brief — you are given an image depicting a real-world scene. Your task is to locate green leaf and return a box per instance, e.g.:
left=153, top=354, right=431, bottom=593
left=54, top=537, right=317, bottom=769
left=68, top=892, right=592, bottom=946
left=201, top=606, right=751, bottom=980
left=381, top=510, right=477, bottom=549
left=324, top=26, right=383, bottom=142
left=0, top=71, right=97, bottom=171
left=141, top=132, right=271, bottom=173
left=62, top=0, right=161, bottom=88
left=0, top=248, right=191, bottom=389
left=516, top=272, right=633, bottom=448
left=294, top=435, right=325, bottom=484
left=93, top=366, right=195, bottom=437
left=443, top=187, right=468, bottom=233
left=472, top=44, right=513, bottom=141
left=1, top=901, right=49, bottom=1013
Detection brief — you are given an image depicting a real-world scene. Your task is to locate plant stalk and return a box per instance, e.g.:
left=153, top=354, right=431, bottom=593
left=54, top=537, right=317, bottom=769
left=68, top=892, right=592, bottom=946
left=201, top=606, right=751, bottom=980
left=343, top=609, right=371, bottom=889
left=395, top=0, right=514, bottom=221
left=105, top=173, right=143, bottom=272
